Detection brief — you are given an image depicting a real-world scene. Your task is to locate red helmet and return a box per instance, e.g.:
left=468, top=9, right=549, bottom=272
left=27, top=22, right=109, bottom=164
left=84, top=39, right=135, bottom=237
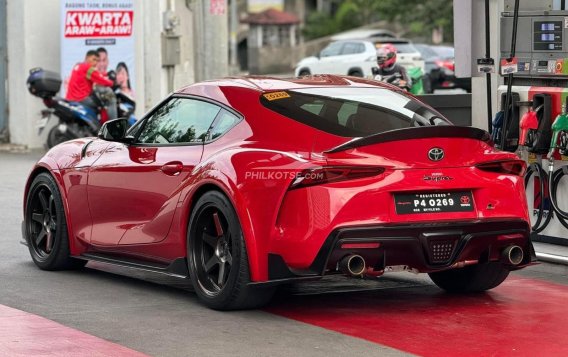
left=377, top=44, right=397, bottom=68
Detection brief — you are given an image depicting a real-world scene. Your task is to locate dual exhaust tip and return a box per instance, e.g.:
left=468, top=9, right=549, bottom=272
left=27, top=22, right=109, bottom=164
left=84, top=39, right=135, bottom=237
left=340, top=245, right=524, bottom=277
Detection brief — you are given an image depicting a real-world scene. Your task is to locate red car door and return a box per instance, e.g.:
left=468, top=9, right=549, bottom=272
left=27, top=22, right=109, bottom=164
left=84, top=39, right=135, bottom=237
left=87, top=96, right=222, bottom=246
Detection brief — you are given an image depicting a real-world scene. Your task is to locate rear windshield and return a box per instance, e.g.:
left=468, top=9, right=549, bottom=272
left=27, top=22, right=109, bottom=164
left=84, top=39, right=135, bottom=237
left=260, top=87, right=451, bottom=137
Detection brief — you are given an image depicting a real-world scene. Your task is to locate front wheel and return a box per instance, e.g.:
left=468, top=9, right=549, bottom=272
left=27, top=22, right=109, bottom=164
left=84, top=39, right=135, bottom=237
left=428, top=262, right=510, bottom=293
left=25, top=173, right=86, bottom=270
left=187, top=191, right=275, bottom=310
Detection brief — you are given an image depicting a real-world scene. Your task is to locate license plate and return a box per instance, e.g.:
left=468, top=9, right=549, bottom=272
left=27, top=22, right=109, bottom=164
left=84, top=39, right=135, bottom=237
left=394, top=191, right=474, bottom=214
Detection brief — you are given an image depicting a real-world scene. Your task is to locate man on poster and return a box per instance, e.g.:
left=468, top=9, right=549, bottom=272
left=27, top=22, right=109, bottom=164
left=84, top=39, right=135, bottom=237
left=66, top=49, right=118, bottom=120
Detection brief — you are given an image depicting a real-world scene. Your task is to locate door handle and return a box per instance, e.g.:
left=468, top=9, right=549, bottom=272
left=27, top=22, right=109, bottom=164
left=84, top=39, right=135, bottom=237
left=161, top=161, right=184, bottom=176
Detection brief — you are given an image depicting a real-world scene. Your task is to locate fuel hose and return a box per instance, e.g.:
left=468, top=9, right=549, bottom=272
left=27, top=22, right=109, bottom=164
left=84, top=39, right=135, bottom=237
left=549, top=164, right=568, bottom=229
left=525, top=163, right=553, bottom=233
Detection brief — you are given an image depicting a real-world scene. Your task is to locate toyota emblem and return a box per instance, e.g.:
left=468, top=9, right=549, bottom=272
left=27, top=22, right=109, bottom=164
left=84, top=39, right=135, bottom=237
left=428, top=148, right=445, bottom=162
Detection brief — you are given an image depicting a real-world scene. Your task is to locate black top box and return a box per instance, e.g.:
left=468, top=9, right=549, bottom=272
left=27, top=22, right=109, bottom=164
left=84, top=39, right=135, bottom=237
left=27, top=68, right=62, bottom=99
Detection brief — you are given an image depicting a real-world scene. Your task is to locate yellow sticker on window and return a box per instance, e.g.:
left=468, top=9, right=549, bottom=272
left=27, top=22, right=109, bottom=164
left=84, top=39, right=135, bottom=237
left=263, top=91, right=290, bottom=101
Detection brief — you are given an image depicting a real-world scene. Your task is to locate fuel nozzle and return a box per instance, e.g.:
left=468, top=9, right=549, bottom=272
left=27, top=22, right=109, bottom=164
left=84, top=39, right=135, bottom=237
left=519, top=108, right=539, bottom=147
left=549, top=111, right=568, bottom=160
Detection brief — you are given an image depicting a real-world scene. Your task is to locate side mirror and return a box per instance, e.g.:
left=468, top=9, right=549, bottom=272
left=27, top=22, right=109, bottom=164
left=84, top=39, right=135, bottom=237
left=98, top=118, right=134, bottom=143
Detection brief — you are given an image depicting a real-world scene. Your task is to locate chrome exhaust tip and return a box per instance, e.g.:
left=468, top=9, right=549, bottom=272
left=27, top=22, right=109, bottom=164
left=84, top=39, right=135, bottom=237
left=502, top=245, right=524, bottom=266
left=339, top=254, right=366, bottom=276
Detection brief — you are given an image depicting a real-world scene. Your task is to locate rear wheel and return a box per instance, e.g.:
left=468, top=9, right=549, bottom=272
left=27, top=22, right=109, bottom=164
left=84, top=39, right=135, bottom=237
left=428, top=262, right=510, bottom=293
left=187, top=191, right=275, bottom=310
left=47, top=125, right=75, bottom=149
left=348, top=70, right=363, bottom=77
left=25, top=173, right=86, bottom=270
left=298, top=69, right=311, bottom=76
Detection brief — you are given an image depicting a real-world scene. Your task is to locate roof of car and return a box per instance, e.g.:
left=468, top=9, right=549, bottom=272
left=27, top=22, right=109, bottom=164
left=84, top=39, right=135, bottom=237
left=178, top=75, right=391, bottom=94
left=330, top=29, right=397, bottom=41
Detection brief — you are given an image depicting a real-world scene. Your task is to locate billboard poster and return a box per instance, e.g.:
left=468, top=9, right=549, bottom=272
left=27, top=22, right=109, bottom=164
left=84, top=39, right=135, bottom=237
left=60, top=0, right=135, bottom=98
left=247, top=0, right=283, bottom=13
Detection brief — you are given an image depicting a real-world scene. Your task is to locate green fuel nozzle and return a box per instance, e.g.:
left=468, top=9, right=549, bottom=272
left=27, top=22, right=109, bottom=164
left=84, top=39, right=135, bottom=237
left=549, top=103, right=568, bottom=160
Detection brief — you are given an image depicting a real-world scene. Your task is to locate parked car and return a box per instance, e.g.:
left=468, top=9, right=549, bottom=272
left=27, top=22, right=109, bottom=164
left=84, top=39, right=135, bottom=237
left=432, top=46, right=472, bottom=93
left=22, top=75, right=534, bottom=310
left=415, top=44, right=471, bottom=93
left=295, top=40, right=378, bottom=78
left=295, top=38, right=424, bottom=78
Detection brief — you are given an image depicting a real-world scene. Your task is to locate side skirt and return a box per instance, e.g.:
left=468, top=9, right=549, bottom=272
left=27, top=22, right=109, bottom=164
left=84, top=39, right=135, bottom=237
left=73, top=253, right=190, bottom=279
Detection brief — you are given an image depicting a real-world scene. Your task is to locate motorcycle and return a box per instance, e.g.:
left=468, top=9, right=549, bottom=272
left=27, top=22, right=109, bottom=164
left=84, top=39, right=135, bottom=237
left=372, top=67, right=425, bottom=95
left=27, top=68, right=136, bottom=149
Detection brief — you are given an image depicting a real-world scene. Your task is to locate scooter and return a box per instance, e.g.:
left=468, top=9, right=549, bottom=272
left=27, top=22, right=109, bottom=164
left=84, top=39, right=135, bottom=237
left=27, top=68, right=136, bottom=149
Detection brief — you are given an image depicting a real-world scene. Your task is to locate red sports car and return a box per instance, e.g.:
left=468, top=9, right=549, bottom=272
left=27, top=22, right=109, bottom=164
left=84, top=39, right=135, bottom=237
left=22, top=75, right=535, bottom=310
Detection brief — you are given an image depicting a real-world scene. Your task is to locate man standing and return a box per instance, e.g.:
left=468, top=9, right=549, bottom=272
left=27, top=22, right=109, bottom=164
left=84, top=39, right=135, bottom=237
left=66, top=50, right=117, bottom=120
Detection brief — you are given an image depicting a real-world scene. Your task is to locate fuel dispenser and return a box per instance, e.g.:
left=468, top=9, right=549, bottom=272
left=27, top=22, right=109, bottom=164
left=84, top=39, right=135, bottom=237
left=498, top=0, right=568, bottom=245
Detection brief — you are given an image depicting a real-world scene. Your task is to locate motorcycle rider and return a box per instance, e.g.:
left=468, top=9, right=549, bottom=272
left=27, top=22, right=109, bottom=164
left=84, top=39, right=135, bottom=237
left=66, top=50, right=118, bottom=120
left=374, top=44, right=411, bottom=91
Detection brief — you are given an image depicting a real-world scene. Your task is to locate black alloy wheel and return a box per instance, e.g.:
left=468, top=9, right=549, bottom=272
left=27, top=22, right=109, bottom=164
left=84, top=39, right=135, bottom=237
left=28, top=184, right=57, bottom=259
left=25, top=173, right=86, bottom=270
left=187, top=191, right=275, bottom=310
left=193, top=208, right=234, bottom=294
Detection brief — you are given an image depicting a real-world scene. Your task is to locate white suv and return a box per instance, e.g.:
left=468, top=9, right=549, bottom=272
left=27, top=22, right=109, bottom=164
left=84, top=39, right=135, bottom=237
left=295, top=39, right=424, bottom=78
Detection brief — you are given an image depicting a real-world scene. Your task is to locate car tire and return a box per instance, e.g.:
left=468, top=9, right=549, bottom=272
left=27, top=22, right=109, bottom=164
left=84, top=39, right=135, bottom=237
left=187, top=191, right=275, bottom=310
left=25, top=173, right=87, bottom=271
left=298, top=69, right=311, bottom=76
left=423, top=74, right=433, bottom=94
left=348, top=70, right=363, bottom=77
left=428, top=262, right=510, bottom=293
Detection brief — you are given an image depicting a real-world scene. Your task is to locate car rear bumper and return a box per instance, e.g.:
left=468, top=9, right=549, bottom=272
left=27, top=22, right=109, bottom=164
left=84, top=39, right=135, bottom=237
left=256, top=219, right=534, bottom=286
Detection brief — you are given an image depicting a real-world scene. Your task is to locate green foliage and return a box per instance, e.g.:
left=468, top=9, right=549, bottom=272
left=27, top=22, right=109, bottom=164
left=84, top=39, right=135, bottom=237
left=303, top=0, right=454, bottom=43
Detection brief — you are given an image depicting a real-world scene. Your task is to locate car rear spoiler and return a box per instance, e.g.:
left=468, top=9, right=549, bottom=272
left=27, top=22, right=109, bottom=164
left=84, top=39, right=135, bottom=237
left=325, top=126, right=493, bottom=154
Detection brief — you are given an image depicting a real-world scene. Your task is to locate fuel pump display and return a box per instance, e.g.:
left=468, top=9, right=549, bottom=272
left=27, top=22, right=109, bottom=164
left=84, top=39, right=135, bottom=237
left=499, top=1, right=568, bottom=245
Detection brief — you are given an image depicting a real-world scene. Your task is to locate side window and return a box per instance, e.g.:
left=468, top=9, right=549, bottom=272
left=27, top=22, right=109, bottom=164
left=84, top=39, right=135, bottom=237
left=342, top=42, right=363, bottom=55
left=320, top=42, right=343, bottom=57
left=209, top=110, right=240, bottom=140
left=137, top=98, right=220, bottom=144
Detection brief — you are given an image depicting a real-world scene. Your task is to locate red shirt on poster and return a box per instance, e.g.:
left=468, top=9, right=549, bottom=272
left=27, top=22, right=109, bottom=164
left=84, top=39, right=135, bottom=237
left=66, top=62, right=113, bottom=102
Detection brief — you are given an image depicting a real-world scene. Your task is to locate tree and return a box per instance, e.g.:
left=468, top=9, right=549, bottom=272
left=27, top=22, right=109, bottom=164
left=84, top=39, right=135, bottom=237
left=374, top=0, right=454, bottom=43
left=303, top=0, right=454, bottom=43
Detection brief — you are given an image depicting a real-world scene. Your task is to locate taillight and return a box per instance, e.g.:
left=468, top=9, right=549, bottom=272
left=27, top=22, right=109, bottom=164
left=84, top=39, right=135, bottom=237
left=290, top=166, right=385, bottom=189
left=436, top=60, right=455, bottom=72
left=476, top=160, right=527, bottom=176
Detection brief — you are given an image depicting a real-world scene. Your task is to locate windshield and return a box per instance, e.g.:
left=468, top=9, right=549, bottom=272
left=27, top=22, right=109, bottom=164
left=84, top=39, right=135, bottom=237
left=391, top=43, right=418, bottom=54
left=260, top=87, right=451, bottom=138
left=414, top=44, right=439, bottom=60
left=432, top=46, right=454, bottom=59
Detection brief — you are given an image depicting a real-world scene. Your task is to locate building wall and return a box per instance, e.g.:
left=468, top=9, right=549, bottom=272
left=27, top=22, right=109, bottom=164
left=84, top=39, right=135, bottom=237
left=6, top=0, right=198, bottom=148
left=0, top=0, right=7, bottom=140
left=7, top=0, right=60, bottom=148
